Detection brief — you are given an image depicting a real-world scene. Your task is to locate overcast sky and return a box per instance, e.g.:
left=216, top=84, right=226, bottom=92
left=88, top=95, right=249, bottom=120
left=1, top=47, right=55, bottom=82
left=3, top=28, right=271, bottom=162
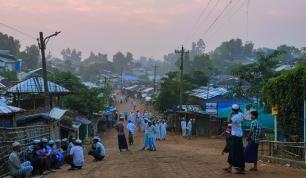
left=0, top=0, right=305, bottom=60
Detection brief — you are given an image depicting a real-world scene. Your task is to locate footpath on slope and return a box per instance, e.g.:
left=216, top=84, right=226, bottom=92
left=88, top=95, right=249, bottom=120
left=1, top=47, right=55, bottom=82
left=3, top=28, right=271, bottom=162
left=46, top=98, right=306, bottom=178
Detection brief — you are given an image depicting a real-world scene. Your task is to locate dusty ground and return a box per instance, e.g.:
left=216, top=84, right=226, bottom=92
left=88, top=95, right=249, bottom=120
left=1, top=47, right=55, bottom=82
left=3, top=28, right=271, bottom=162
left=45, top=98, right=306, bottom=178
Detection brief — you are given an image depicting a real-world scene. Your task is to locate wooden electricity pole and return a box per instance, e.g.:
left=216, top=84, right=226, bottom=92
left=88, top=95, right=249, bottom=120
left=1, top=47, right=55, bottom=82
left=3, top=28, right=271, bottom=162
left=175, top=45, right=189, bottom=107
left=38, top=31, right=61, bottom=111
left=153, top=64, right=159, bottom=92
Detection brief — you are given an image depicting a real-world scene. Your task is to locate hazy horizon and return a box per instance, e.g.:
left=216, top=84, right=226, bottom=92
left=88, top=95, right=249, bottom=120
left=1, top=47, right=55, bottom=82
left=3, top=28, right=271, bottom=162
left=0, top=0, right=305, bottom=60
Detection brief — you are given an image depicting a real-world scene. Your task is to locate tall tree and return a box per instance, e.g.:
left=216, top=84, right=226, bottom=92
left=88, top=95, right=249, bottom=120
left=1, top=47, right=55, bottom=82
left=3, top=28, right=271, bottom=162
left=19, top=45, right=40, bottom=70
left=113, top=52, right=126, bottom=73
left=0, top=32, right=20, bottom=56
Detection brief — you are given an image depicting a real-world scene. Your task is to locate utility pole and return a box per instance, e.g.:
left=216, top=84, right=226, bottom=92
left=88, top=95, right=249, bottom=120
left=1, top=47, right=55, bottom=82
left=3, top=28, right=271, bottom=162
left=175, top=45, right=189, bottom=107
left=38, top=31, right=61, bottom=111
left=153, top=64, right=159, bottom=93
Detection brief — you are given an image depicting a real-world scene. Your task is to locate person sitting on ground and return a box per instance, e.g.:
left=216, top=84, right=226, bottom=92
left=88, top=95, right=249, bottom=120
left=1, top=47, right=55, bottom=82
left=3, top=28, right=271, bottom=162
left=53, top=139, right=64, bottom=169
left=41, top=138, right=52, bottom=172
left=8, top=141, right=33, bottom=177
left=88, top=137, right=106, bottom=161
left=127, top=120, right=135, bottom=145
left=69, top=139, right=84, bottom=170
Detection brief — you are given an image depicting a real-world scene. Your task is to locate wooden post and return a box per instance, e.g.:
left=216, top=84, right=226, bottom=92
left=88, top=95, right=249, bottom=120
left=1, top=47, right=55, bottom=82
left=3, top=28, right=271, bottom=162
left=12, top=113, right=16, bottom=127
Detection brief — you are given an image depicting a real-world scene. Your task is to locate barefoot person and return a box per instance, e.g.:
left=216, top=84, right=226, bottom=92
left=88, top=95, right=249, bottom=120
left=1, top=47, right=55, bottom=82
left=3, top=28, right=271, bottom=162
left=115, top=117, right=129, bottom=152
left=245, top=110, right=261, bottom=171
left=225, top=104, right=245, bottom=174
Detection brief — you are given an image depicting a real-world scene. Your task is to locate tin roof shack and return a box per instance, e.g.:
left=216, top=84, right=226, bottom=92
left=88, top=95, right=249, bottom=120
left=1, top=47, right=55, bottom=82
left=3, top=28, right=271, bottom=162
left=0, top=102, right=24, bottom=127
left=60, top=112, right=92, bottom=140
left=7, top=77, right=70, bottom=110
left=166, top=105, right=224, bottom=137
left=0, top=107, right=67, bottom=177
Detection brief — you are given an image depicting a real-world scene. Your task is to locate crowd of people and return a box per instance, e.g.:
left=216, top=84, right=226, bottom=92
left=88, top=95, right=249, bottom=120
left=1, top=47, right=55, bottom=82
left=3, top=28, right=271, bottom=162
left=7, top=93, right=262, bottom=177
left=8, top=136, right=106, bottom=177
left=222, top=104, right=262, bottom=174
left=114, top=109, right=168, bottom=152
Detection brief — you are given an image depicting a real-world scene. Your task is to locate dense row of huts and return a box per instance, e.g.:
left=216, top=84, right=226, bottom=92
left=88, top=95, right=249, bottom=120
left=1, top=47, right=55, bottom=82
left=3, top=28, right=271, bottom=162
left=0, top=69, right=115, bottom=176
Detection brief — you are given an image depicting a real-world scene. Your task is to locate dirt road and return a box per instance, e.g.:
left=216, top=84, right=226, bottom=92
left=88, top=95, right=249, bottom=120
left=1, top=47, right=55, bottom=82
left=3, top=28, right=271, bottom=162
left=45, top=99, right=306, bottom=178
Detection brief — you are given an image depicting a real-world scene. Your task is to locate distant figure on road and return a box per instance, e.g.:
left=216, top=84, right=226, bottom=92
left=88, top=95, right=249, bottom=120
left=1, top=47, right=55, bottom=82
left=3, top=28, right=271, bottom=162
left=88, top=137, right=106, bottom=161
left=69, top=139, right=84, bottom=170
left=186, top=119, right=193, bottom=139
left=181, top=118, right=187, bottom=138
left=127, top=120, right=135, bottom=145
left=160, top=120, right=167, bottom=140
left=115, top=117, right=129, bottom=152
left=146, top=120, right=157, bottom=151
left=8, top=141, right=33, bottom=177
left=155, top=121, right=161, bottom=140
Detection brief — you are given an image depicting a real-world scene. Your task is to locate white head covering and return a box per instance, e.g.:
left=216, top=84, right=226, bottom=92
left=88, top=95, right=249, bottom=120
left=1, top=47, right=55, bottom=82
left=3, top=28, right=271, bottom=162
left=93, top=136, right=101, bottom=142
left=55, top=139, right=61, bottom=143
left=12, top=141, right=21, bottom=148
left=48, top=140, right=55, bottom=145
left=41, top=138, right=48, bottom=143
left=33, top=139, right=41, bottom=145
left=62, top=138, right=68, bottom=142
left=75, top=139, right=82, bottom=144
left=232, top=104, right=240, bottom=110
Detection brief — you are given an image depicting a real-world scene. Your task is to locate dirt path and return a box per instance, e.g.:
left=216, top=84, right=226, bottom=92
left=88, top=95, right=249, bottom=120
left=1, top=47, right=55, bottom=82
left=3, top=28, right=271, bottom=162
left=45, top=98, right=306, bottom=178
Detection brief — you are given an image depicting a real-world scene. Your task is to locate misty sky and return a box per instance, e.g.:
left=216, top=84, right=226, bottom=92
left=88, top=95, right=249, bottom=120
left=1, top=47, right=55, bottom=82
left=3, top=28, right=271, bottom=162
left=0, top=0, right=305, bottom=60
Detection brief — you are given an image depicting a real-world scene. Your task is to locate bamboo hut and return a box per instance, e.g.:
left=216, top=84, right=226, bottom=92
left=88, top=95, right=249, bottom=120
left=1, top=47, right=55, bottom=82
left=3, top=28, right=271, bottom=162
left=7, top=77, right=70, bottom=110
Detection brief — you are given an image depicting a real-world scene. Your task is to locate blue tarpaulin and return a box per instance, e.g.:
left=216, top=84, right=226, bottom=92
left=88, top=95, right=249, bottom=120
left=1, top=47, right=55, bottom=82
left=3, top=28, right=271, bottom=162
left=104, top=106, right=117, bottom=116
left=122, top=75, right=139, bottom=81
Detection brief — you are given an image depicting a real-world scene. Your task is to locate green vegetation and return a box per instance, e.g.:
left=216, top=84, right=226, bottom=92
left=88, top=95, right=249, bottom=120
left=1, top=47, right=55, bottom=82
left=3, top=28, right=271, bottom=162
left=50, top=70, right=110, bottom=118
left=263, top=64, right=306, bottom=141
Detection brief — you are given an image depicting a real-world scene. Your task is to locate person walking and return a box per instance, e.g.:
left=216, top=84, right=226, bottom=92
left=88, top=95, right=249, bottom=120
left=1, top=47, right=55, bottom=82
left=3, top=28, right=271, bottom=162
left=181, top=118, right=187, bottom=138
left=127, top=120, right=136, bottom=145
left=245, top=110, right=261, bottom=171
left=114, top=117, right=129, bottom=152
left=88, top=137, right=106, bottom=161
left=160, top=120, right=167, bottom=140
left=8, top=142, right=33, bottom=177
left=155, top=121, right=161, bottom=140
left=225, top=104, right=245, bottom=174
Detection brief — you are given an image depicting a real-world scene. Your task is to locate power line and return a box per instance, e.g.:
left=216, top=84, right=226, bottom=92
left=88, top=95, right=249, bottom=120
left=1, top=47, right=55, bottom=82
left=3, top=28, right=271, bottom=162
left=0, top=22, right=36, bottom=40
left=190, top=0, right=221, bottom=43
left=202, top=0, right=233, bottom=38
left=185, top=0, right=213, bottom=43
left=205, top=0, right=248, bottom=41
left=246, top=0, right=250, bottom=41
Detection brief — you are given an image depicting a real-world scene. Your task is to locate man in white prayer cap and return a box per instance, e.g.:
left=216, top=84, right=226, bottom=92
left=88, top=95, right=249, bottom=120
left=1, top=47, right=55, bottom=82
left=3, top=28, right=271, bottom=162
left=8, top=142, right=33, bottom=177
left=69, top=139, right=84, bottom=170
left=224, top=104, right=245, bottom=174
left=88, top=136, right=106, bottom=161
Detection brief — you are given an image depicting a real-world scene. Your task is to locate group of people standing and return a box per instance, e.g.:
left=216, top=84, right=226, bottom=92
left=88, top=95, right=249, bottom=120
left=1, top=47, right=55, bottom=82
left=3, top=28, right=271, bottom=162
left=114, top=109, right=168, bottom=152
left=180, top=118, right=194, bottom=139
left=223, top=104, right=262, bottom=174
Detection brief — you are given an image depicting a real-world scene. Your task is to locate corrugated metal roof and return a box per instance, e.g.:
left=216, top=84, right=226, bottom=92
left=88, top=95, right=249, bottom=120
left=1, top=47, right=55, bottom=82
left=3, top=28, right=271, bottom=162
left=49, top=107, right=67, bottom=120
left=7, top=77, right=70, bottom=94
left=0, top=102, right=24, bottom=114
left=190, top=86, right=228, bottom=100
left=75, top=116, right=91, bottom=125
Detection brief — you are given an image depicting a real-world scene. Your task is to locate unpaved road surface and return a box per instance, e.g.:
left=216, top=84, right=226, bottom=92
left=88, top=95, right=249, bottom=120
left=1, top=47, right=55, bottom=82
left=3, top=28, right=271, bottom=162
left=46, top=98, right=306, bottom=178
